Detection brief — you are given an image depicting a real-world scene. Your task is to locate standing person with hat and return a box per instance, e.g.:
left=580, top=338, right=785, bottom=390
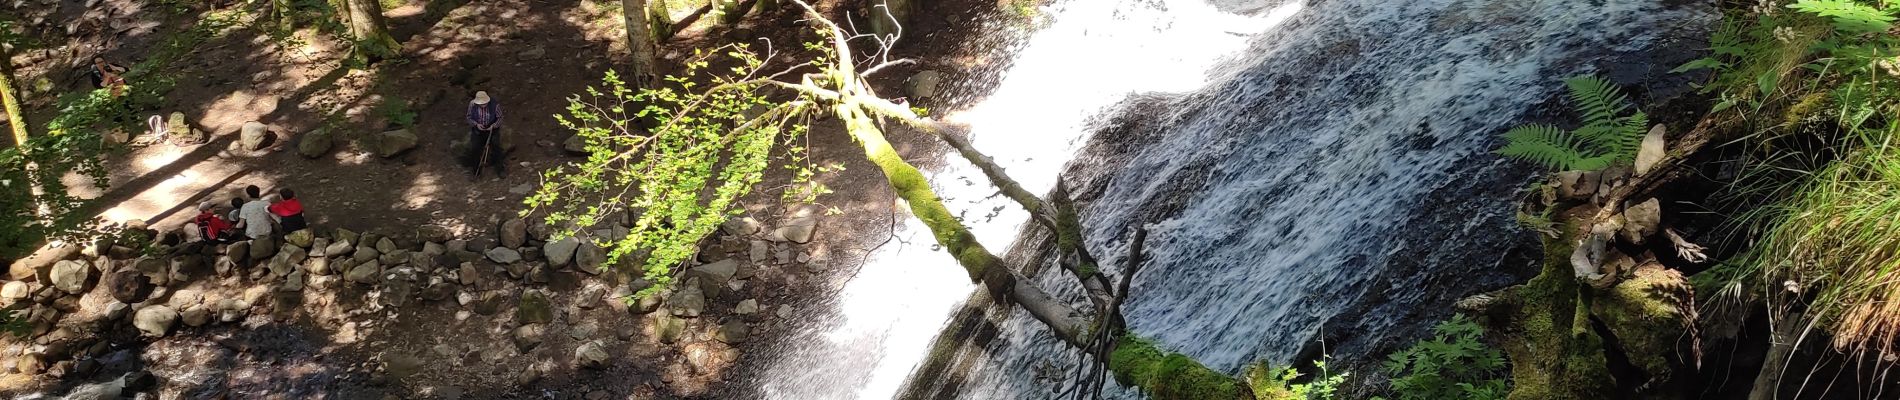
left=465, top=90, right=506, bottom=180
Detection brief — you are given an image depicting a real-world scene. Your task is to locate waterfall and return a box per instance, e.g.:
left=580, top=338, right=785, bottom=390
left=758, top=0, right=1713, bottom=397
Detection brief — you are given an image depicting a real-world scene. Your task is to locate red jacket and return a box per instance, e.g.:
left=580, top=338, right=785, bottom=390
left=194, top=211, right=232, bottom=238
left=270, top=198, right=304, bottom=217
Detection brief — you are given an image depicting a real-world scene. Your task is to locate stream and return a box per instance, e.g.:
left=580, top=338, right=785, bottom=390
left=757, top=0, right=1715, bottom=398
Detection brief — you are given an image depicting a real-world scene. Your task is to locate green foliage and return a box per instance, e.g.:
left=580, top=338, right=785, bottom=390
left=1376, top=315, right=1510, bottom=400
left=1496, top=76, right=1649, bottom=171
left=0, top=308, right=27, bottom=337
left=1787, top=0, right=1895, bottom=34
left=0, top=134, right=111, bottom=260
left=1246, top=359, right=1348, bottom=400
left=376, top=97, right=417, bottom=128
left=529, top=44, right=817, bottom=298
left=1108, top=334, right=1247, bottom=399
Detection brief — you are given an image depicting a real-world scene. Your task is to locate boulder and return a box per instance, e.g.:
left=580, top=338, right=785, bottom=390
left=748, top=240, right=769, bottom=263
left=410, top=252, right=436, bottom=273
left=1620, top=198, right=1662, bottom=245
left=106, top=270, right=153, bottom=304
left=689, top=259, right=739, bottom=294
left=226, top=241, right=251, bottom=266
left=180, top=305, right=210, bottom=327
left=1, top=281, right=27, bottom=301
left=335, top=228, right=360, bottom=247
left=217, top=298, right=248, bottom=322
left=346, top=260, right=382, bottom=284
left=297, top=128, right=333, bottom=159
left=239, top=121, right=271, bottom=151
left=323, top=239, right=353, bottom=258
left=722, top=216, right=761, bottom=236
left=304, top=256, right=333, bottom=276
left=772, top=207, right=819, bottom=243
left=486, top=247, right=522, bottom=264
left=717, top=320, right=749, bottom=343
left=669, top=282, right=706, bottom=318
left=575, top=283, right=606, bottom=310
left=575, top=340, right=609, bottom=369
left=249, top=238, right=276, bottom=261
left=574, top=241, right=606, bottom=274
left=906, top=70, right=944, bottom=100
left=734, top=299, right=758, bottom=315
left=1555, top=170, right=1601, bottom=201
left=376, top=237, right=398, bottom=255
left=352, top=246, right=380, bottom=263
left=512, top=324, right=546, bottom=351
left=543, top=237, right=579, bottom=267
left=499, top=219, right=528, bottom=249
left=421, top=241, right=446, bottom=256
left=168, top=112, right=205, bottom=144
left=417, top=225, right=454, bottom=243
left=49, top=260, right=91, bottom=294
left=281, top=270, right=305, bottom=292
left=1635, top=124, right=1666, bottom=176
left=285, top=230, right=314, bottom=248
left=376, top=129, right=418, bottom=158
left=562, top=135, right=587, bottom=156
left=517, top=290, right=553, bottom=324
left=133, top=306, right=178, bottom=337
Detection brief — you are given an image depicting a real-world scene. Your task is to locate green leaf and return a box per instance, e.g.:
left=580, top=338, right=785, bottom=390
left=1788, top=0, right=1896, bottom=35
left=1669, top=57, right=1727, bottom=73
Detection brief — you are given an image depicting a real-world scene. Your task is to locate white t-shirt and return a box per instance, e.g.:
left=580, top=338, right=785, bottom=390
left=239, top=199, right=276, bottom=238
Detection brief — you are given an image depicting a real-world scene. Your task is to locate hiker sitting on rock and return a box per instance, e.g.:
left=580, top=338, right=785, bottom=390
left=270, top=188, right=307, bottom=233
left=465, top=90, right=506, bottom=180
left=86, top=56, right=128, bottom=90
left=189, top=202, right=238, bottom=244
left=236, top=185, right=278, bottom=240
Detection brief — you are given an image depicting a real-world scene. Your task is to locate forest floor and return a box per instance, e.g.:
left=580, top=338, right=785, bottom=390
left=0, top=0, right=1023, bottom=397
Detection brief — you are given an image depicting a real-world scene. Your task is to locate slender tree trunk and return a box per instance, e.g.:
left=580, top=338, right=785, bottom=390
left=1749, top=311, right=1804, bottom=400
left=0, top=53, right=26, bottom=147
left=343, top=0, right=400, bottom=62
left=623, top=0, right=662, bottom=87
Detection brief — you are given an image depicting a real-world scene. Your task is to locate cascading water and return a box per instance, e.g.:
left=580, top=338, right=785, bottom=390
left=761, top=0, right=1712, bottom=397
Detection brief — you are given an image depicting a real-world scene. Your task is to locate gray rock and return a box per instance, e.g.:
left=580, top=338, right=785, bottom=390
left=775, top=304, right=793, bottom=320
left=459, top=262, right=484, bottom=286
left=575, top=340, right=609, bottom=369
left=576, top=283, right=606, bottom=310
left=167, top=112, right=206, bottom=145
left=239, top=121, right=270, bottom=151
left=562, top=135, right=586, bottom=155
left=748, top=240, right=769, bottom=263
left=906, top=70, right=943, bottom=100
left=324, top=240, right=353, bottom=258
left=574, top=241, right=606, bottom=274
left=417, top=224, right=455, bottom=243
left=734, top=299, right=758, bottom=315
left=376, top=129, right=418, bottom=158
left=445, top=239, right=468, bottom=252
left=1, top=281, right=28, bottom=300
left=651, top=313, right=685, bottom=344
left=512, top=323, right=546, bottom=351
left=105, top=301, right=131, bottom=321
left=508, top=183, right=534, bottom=195
left=384, top=353, right=424, bottom=379
left=352, top=246, right=380, bottom=263
left=304, top=256, right=333, bottom=276
left=334, top=228, right=359, bottom=247
left=499, top=219, right=528, bottom=249
left=376, top=237, right=398, bottom=254
left=133, top=306, right=178, bottom=337
left=486, top=247, right=522, bottom=264
left=421, top=241, right=446, bottom=256
left=217, top=298, right=247, bottom=322
left=689, top=259, right=739, bottom=294
left=669, top=282, right=706, bottom=318
left=544, top=237, right=579, bottom=267
left=722, top=216, right=761, bottom=236
left=49, top=260, right=91, bottom=294
left=180, top=304, right=210, bottom=326
left=249, top=238, right=276, bottom=261
left=772, top=208, right=819, bottom=244
left=346, top=260, right=382, bottom=284
left=717, top=320, right=749, bottom=343
left=1620, top=198, right=1662, bottom=245
left=281, top=270, right=306, bottom=292
left=298, top=128, right=333, bottom=159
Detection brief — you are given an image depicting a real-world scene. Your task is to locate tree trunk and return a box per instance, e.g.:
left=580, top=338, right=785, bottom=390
left=1748, top=311, right=1804, bottom=400
left=622, top=0, right=661, bottom=87
left=343, top=0, right=400, bottom=63
left=0, top=49, right=26, bottom=147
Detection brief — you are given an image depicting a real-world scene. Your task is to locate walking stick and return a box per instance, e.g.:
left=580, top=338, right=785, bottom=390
left=477, top=126, right=494, bottom=174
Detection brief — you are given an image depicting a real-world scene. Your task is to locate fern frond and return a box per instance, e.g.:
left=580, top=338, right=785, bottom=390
left=1788, top=0, right=1896, bottom=35
left=1564, top=76, right=1632, bottom=129
left=1617, top=111, right=1649, bottom=157
left=1498, top=124, right=1592, bottom=170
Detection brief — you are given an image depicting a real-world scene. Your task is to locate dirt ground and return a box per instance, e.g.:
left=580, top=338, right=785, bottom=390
left=0, top=0, right=1020, bottom=397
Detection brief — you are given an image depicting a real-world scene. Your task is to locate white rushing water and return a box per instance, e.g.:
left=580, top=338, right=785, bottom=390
left=755, top=0, right=1302, bottom=398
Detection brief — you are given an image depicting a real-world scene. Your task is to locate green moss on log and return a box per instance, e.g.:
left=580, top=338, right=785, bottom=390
left=1497, top=230, right=1616, bottom=400
left=1110, top=334, right=1250, bottom=400
left=1592, top=264, right=1694, bottom=381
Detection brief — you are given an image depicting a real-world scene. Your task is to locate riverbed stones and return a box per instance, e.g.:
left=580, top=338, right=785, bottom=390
left=239, top=121, right=270, bottom=151
left=249, top=238, right=276, bottom=261
left=500, top=219, right=528, bottom=249
left=688, top=259, right=738, bottom=294
left=512, top=324, right=546, bottom=351
left=298, top=128, right=333, bottom=158
left=771, top=208, right=819, bottom=244
left=133, top=306, right=178, bottom=337
left=353, top=246, right=380, bottom=263
left=563, top=135, right=586, bottom=155
left=305, top=255, right=333, bottom=276
left=376, top=129, right=418, bottom=158
left=49, top=260, right=90, bottom=294
left=906, top=70, right=943, bottom=100
left=168, top=111, right=206, bottom=144
left=323, top=239, right=352, bottom=258
left=544, top=237, right=579, bottom=268
left=180, top=305, right=210, bottom=327
left=1, top=281, right=27, bottom=302
left=722, top=216, right=761, bottom=236
left=574, top=241, right=605, bottom=274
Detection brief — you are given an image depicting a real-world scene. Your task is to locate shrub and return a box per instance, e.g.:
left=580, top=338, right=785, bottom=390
left=1376, top=315, right=1509, bottom=400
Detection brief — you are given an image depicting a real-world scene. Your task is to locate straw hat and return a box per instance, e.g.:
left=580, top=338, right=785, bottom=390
left=472, top=91, right=491, bottom=105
